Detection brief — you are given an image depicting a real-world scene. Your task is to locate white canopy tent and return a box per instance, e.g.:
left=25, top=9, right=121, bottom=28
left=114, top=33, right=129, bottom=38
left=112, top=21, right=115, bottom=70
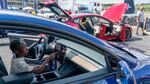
left=23, top=6, right=34, bottom=10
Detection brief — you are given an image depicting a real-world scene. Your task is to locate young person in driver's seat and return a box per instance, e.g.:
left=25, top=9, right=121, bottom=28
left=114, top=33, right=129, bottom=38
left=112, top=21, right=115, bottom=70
left=81, top=17, right=94, bottom=35
left=9, top=40, right=57, bottom=74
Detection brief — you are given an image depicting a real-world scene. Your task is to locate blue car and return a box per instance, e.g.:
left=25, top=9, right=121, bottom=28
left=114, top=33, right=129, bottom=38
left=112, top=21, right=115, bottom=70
left=0, top=10, right=149, bottom=84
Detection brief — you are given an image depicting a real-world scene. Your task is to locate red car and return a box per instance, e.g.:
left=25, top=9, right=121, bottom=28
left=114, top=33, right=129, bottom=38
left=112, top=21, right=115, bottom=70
left=40, top=2, right=132, bottom=41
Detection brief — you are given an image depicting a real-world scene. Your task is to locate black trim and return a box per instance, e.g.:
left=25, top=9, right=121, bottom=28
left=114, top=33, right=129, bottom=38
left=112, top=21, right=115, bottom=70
left=43, top=69, right=116, bottom=84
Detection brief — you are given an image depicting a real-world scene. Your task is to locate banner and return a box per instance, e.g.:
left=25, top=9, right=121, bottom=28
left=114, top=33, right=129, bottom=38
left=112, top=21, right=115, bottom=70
left=124, top=0, right=135, bottom=14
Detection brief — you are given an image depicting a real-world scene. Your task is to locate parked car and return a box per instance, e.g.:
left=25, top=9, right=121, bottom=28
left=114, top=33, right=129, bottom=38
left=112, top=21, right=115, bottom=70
left=0, top=10, right=149, bottom=84
left=39, top=2, right=132, bottom=41
left=37, top=7, right=55, bottom=19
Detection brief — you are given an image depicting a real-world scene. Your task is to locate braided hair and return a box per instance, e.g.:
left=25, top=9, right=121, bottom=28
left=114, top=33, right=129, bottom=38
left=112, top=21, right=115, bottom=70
left=9, top=40, right=25, bottom=53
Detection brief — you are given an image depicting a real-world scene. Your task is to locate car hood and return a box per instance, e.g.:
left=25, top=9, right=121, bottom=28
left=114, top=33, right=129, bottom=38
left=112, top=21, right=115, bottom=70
left=102, top=3, right=128, bottom=23
left=39, top=2, right=71, bottom=20
left=108, top=42, right=150, bottom=60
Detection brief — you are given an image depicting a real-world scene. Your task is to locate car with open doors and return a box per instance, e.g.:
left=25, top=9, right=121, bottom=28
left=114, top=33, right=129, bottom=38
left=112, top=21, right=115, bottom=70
left=39, top=2, right=132, bottom=41
left=0, top=10, right=149, bottom=84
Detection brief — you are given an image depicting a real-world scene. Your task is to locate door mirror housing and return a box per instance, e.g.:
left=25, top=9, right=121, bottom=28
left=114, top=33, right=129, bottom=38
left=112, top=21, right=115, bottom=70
left=117, top=61, right=136, bottom=84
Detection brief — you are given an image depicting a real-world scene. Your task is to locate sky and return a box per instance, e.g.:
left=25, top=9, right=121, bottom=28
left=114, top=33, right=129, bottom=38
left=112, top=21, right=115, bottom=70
left=57, top=0, right=150, bottom=11
left=75, top=0, right=150, bottom=4
left=134, top=0, right=150, bottom=4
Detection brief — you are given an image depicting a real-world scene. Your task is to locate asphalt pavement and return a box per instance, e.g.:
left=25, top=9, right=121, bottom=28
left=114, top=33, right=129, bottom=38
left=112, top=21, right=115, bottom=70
left=116, top=26, right=150, bottom=56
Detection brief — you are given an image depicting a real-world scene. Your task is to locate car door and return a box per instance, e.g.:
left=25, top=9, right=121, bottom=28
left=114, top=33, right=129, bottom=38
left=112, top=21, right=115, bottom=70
left=4, top=25, right=119, bottom=84
left=47, top=72, right=118, bottom=84
left=90, top=16, right=116, bottom=40
left=0, top=11, right=133, bottom=84
left=39, top=2, right=71, bottom=21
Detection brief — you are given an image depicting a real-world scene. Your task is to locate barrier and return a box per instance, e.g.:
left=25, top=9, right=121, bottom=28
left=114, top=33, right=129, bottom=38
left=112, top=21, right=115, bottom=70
left=145, top=17, right=150, bottom=31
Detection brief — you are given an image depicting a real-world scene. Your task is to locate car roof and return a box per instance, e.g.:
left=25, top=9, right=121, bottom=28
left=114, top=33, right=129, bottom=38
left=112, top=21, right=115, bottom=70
left=70, top=14, right=112, bottom=22
left=71, top=14, right=100, bottom=18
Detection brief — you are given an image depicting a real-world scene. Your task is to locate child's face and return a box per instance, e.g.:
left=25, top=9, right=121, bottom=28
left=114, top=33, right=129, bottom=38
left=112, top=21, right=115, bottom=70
left=18, top=44, right=28, bottom=57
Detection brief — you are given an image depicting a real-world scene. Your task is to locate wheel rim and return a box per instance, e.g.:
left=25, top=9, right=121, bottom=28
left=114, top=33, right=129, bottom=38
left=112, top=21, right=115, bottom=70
left=125, top=28, right=131, bottom=40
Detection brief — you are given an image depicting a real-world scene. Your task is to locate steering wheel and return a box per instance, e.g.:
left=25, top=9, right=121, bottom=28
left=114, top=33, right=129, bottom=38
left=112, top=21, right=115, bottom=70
left=28, top=36, right=47, bottom=60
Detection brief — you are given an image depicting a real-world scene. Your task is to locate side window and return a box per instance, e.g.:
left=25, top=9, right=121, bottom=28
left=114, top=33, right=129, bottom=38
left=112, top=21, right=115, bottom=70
left=71, top=55, right=100, bottom=72
left=72, top=18, right=80, bottom=24
left=51, top=6, right=65, bottom=16
left=57, top=39, right=107, bottom=71
left=90, top=16, right=100, bottom=26
left=91, top=16, right=110, bottom=27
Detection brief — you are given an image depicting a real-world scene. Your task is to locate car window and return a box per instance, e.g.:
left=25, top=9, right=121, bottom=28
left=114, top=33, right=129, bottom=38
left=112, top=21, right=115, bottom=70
left=57, top=39, right=107, bottom=68
left=90, top=16, right=110, bottom=26
left=0, top=28, right=109, bottom=84
left=72, top=18, right=80, bottom=23
left=51, top=6, right=66, bottom=17
left=5, top=29, right=107, bottom=73
left=71, top=55, right=100, bottom=72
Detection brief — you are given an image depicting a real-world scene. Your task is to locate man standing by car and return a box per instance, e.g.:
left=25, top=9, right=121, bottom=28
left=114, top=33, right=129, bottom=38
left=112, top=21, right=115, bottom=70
left=136, top=5, right=147, bottom=35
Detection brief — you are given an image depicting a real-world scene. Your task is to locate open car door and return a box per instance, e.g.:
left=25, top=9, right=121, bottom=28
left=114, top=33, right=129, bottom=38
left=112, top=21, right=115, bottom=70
left=39, top=2, right=71, bottom=21
left=103, top=3, right=128, bottom=23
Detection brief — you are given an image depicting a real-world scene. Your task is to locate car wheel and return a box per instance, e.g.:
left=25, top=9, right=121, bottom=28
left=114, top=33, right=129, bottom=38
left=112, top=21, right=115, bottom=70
left=125, top=28, right=131, bottom=40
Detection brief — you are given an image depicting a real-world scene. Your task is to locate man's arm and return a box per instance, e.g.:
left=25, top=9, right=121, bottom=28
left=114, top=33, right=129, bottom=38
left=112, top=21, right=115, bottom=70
left=136, top=11, right=140, bottom=22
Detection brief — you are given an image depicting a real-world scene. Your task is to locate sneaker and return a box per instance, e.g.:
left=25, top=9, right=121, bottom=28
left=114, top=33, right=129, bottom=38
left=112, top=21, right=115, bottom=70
left=143, top=33, right=148, bottom=36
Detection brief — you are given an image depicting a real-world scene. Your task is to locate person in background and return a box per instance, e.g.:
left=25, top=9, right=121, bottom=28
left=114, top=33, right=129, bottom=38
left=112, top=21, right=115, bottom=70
left=101, top=7, right=106, bottom=16
left=81, top=17, right=94, bottom=35
left=136, top=5, right=147, bottom=35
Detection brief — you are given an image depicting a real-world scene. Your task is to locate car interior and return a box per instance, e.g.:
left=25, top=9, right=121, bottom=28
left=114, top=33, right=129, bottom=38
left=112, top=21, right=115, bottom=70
left=89, top=16, right=114, bottom=36
left=73, top=16, right=115, bottom=37
left=0, top=30, right=110, bottom=84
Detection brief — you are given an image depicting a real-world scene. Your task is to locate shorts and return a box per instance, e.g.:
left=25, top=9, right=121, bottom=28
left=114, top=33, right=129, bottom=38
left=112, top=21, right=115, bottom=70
left=137, top=22, right=144, bottom=29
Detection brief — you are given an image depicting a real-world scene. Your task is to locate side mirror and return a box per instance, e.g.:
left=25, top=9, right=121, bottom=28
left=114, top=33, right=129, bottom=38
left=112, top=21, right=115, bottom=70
left=116, top=61, right=136, bottom=84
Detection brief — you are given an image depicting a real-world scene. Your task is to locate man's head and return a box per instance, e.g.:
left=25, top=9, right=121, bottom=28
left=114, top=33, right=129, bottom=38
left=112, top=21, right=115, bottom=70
left=140, top=6, right=144, bottom=11
left=10, top=40, right=28, bottom=57
left=82, top=17, right=87, bottom=22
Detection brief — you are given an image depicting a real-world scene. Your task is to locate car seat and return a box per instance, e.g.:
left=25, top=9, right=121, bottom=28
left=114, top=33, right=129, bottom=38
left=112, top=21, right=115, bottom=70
left=0, top=56, right=8, bottom=77
left=0, top=57, right=34, bottom=84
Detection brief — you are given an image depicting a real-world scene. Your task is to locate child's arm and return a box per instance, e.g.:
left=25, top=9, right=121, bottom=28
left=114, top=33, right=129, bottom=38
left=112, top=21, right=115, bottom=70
left=32, top=52, right=57, bottom=73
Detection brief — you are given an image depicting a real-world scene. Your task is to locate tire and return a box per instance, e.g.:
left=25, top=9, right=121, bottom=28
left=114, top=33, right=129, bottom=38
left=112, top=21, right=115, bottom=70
left=125, top=28, right=131, bottom=40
